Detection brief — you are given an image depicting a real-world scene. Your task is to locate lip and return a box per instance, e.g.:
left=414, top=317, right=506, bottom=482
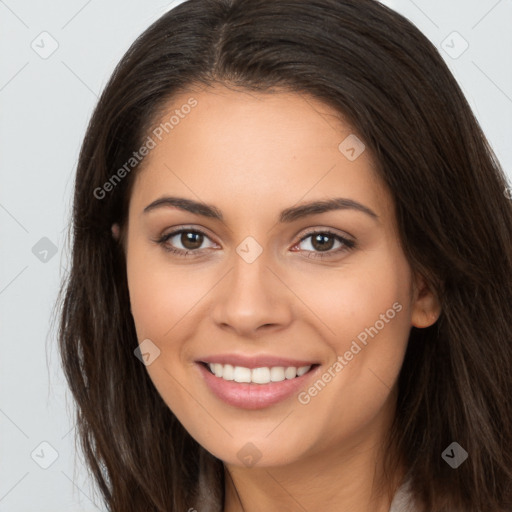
left=195, top=361, right=321, bottom=410
left=196, top=353, right=318, bottom=369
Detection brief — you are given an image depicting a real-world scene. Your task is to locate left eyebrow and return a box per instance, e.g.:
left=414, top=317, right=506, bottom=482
left=279, top=197, right=379, bottom=223
left=143, top=196, right=379, bottom=223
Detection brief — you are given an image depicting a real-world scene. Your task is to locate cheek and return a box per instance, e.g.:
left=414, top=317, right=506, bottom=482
left=288, top=252, right=410, bottom=445
left=126, top=244, right=208, bottom=342
left=289, top=246, right=411, bottom=353
left=125, top=246, right=207, bottom=411
left=290, top=244, right=412, bottom=417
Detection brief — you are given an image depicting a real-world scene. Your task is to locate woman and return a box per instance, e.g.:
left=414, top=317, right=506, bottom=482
left=57, top=0, right=512, bottom=510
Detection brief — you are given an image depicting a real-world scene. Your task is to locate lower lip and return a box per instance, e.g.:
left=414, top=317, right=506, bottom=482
left=195, top=363, right=319, bottom=410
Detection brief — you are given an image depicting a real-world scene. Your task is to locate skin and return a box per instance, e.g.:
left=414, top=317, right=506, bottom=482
left=114, top=84, right=441, bottom=512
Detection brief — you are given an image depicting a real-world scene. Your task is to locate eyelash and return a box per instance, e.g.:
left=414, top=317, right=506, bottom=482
left=155, top=227, right=356, bottom=260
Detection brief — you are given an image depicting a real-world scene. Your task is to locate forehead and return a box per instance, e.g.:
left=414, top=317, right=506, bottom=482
left=129, top=85, right=392, bottom=225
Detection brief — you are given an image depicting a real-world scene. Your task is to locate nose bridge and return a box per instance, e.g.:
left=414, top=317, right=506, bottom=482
left=229, top=246, right=276, bottom=312
left=211, top=242, right=292, bottom=333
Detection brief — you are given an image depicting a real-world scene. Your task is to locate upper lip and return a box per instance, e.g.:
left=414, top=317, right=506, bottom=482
left=197, top=353, right=318, bottom=369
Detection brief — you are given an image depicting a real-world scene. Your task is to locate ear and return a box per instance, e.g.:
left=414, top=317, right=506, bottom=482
left=111, top=223, right=120, bottom=241
left=410, top=273, right=441, bottom=328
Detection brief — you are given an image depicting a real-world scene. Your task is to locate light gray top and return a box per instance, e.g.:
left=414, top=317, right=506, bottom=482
left=389, top=476, right=416, bottom=512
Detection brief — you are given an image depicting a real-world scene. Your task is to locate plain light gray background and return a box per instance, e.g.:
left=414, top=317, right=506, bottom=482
left=1, top=0, right=511, bottom=510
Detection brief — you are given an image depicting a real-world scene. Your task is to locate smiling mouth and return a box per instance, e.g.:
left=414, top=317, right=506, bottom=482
left=199, top=361, right=319, bottom=385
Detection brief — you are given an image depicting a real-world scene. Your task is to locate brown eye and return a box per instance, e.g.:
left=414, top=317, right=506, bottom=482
left=309, top=233, right=336, bottom=252
left=156, top=228, right=217, bottom=256
left=295, top=230, right=356, bottom=259
left=178, top=231, right=204, bottom=250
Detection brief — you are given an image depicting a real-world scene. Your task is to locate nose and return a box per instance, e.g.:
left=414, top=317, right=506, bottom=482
left=210, top=250, right=293, bottom=337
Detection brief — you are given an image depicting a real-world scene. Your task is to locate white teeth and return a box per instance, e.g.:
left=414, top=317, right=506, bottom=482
left=270, top=366, right=286, bottom=382
left=284, top=367, right=297, bottom=379
left=233, top=366, right=252, bottom=383
left=222, top=364, right=234, bottom=380
left=251, top=367, right=270, bottom=384
left=206, top=363, right=312, bottom=384
left=213, top=363, right=223, bottom=378
left=297, top=365, right=310, bottom=376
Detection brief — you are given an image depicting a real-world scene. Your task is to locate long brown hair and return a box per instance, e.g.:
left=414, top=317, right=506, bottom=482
left=56, top=0, right=512, bottom=510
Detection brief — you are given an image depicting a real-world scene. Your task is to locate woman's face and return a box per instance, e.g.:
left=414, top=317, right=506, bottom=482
left=121, top=85, right=440, bottom=468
